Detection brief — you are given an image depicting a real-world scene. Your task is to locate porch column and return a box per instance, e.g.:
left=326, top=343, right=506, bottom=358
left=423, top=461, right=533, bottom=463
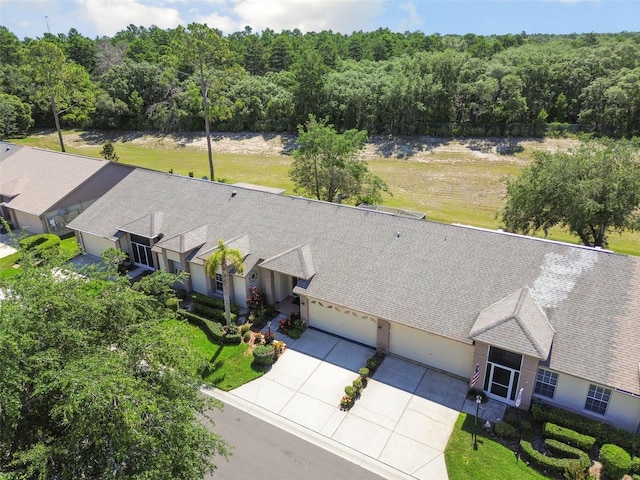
left=264, top=270, right=275, bottom=304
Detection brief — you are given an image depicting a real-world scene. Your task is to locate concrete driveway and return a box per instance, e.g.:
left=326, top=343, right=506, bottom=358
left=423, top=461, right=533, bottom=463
left=205, top=327, right=507, bottom=480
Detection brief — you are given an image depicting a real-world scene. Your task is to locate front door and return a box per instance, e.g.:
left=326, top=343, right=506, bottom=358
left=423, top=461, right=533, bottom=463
left=483, top=346, right=522, bottom=404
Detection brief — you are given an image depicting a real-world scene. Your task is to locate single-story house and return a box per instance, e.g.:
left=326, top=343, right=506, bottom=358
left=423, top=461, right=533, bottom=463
left=67, top=167, right=640, bottom=434
left=0, top=142, right=133, bottom=236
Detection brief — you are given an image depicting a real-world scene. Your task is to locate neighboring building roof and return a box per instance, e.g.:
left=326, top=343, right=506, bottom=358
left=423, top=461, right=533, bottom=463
left=68, top=168, right=640, bottom=395
left=0, top=146, right=114, bottom=215
left=470, top=287, right=555, bottom=359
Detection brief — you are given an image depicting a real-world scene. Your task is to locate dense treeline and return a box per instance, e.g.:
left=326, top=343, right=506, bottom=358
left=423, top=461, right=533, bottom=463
left=1, top=24, right=639, bottom=138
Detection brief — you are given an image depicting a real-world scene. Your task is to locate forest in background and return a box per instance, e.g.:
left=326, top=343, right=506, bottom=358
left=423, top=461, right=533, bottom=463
left=1, top=25, right=639, bottom=138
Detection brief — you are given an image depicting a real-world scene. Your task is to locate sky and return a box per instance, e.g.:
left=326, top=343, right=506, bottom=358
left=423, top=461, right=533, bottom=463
left=0, top=0, right=638, bottom=40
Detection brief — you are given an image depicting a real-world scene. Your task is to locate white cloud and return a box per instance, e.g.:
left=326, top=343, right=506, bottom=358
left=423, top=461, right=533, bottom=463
left=77, top=0, right=184, bottom=35
left=229, top=0, right=385, bottom=34
left=397, top=1, right=422, bottom=31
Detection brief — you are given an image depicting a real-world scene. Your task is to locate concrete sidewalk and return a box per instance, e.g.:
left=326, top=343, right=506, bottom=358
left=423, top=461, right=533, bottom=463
left=203, top=328, right=506, bottom=480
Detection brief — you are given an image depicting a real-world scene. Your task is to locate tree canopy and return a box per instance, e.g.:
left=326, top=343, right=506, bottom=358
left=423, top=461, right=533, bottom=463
left=289, top=115, right=389, bottom=205
left=0, top=245, right=227, bottom=479
left=204, top=239, right=244, bottom=326
left=500, top=139, right=640, bottom=247
left=1, top=26, right=640, bottom=138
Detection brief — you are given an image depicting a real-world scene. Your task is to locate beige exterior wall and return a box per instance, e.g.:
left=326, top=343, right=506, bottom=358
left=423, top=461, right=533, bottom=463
left=515, top=355, right=539, bottom=411
left=308, top=299, right=377, bottom=346
left=13, top=210, right=44, bottom=234
left=79, top=233, right=117, bottom=257
left=190, top=264, right=209, bottom=295
left=232, top=275, right=247, bottom=307
left=391, top=324, right=474, bottom=378
left=534, top=370, right=640, bottom=433
left=274, top=272, right=292, bottom=302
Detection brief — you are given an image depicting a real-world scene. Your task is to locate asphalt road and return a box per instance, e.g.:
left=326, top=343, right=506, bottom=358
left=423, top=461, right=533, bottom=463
left=204, top=403, right=385, bottom=480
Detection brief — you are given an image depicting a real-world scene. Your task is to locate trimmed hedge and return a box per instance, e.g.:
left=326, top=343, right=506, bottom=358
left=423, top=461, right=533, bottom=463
left=192, top=302, right=238, bottom=325
left=543, top=422, right=596, bottom=451
left=19, top=233, right=61, bottom=252
left=192, top=292, right=240, bottom=315
left=531, top=402, right=640, bottom=453
left=177, top=309, right=241, bottom=345
left=599, top=444, right=631, bottom=480
left=544, top=438, right=591, bottom=465
left=631, top=456, right=640, bottom=474
left=519, top=439, right=590, bottom=477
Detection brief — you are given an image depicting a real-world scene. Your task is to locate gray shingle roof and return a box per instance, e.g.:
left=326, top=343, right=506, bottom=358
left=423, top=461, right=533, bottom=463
left=260, top=243, right=315, bottom=279
left=470, top=287, right=555, bottom=359
left=155, top=225, right=208, bottom=253
left=68, top=168, right=640, bottom=395
left=0, top=147, right=108, bottom=215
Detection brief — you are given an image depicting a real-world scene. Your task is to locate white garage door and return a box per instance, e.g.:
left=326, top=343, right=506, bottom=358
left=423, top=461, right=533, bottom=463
left=308, top=300, right=377, bottom=346
left=390, top=323, right=474, bottom=378
left=80, top=233, right=116, bottom=257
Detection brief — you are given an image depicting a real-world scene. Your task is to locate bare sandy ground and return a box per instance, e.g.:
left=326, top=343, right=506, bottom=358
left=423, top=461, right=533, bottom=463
left=61, top=130, right=581, bottom=164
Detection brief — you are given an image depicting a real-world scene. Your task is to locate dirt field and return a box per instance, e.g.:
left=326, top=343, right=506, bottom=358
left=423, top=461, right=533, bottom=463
left=59, top=130, right=581, bottom=164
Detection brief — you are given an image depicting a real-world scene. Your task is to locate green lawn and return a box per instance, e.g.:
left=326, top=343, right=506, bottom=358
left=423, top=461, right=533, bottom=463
left=167, top=319, right=265, bottom=391
left=0, top=237, right=80, bottom=279
left=445, top=414, right=551, bottom=480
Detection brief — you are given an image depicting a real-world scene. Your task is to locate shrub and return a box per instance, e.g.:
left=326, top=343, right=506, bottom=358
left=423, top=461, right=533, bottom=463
left=224, top=324, right=238, bottom=335
left=520, top=439, right=590, bottom=477
left=192, top=292, right=240, bottom=315
left=286, top=328, right=301, bottom=339
left=631, top=457, right=640, bottom=474
left=531, top=402, right=639, bottom=453
left=246, top=286, right=266, bottom=310
left=174, top=288, right=187, bottom=300
left=192, top=302, right=238, bottom=324
left=254, top=332, right=263, bottom=345
left=599, top=444, right=631, bottom=480
left=366, top=352, right=385, bottom=373
left=495, top=421, right=518, bottom=440
left=243, top=331, right=251, bottom=343
left=19, top=233, right=60, bottom=253
left=353, top=378, right=363, bottom=392
left=545, top=439, right=590, bottom=464
left=278, top=312, right=305, bottom=336
left=272, top=340, right=284, bottom=357
left=165, top=297, right=179, bottom=311
left=177, top=310, right=241, bottom=345
left=521, top=420, right=532, bottom=434
left=253, top=345, right=275, bottom=366
left=263, top=330, right=275, bottom=345
left=340, top=395, right=353, bottom=410
left=544, top=423, right=597, bottom=451
left=345, top=385, right=357, bottom=398
left=359, top=367, right=369, bottom=378
left=505, top=413, right=520, bottom=427
left=240, top=323, right=251, bottom=335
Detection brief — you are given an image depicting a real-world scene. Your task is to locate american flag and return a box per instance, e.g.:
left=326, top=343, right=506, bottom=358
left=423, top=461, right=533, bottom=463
left=470, top=363, right=480, bottom=388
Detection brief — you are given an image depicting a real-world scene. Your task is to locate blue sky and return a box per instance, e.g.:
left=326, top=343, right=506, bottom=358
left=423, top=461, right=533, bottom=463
left=0, top=0, right=637, bottom=40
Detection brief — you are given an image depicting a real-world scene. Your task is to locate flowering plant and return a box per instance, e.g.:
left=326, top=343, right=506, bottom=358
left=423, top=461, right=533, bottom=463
left=246, top=286, right=266, bottom=310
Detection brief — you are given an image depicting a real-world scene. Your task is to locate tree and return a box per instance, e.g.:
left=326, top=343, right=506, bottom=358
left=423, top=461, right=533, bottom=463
left=0, top=245, right=228, bottom=479
left=0, top=93, right=33, bottom=138
left=173, top=24, right=235, bottom=181
left=500, top=139, right=640, bottom=247
left=289, top=115, right=390, bottom=204
left=24, top=40, right=95, bottom=152
left=204, top=239, right=245, bottom=327
left=100, top=141, right=119, bottom=161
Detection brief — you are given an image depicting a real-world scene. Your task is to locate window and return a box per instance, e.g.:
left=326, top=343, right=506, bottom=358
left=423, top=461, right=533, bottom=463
left=585, top=384, right=611, bottom=415
left=534, top=369, right=558, bottom=398
left=215, top=273, right=223, bottom=292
